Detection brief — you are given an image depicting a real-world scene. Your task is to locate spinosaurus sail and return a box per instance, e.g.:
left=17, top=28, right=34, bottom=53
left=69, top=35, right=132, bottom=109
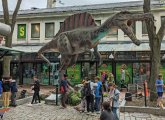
left=38, top=11, right=153, bottom=71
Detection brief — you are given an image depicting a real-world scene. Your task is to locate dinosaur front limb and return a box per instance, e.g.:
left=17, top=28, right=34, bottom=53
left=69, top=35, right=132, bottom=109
left=93, top=47, right=102, bottom=66
left=39, top=54, right=51, bottom=65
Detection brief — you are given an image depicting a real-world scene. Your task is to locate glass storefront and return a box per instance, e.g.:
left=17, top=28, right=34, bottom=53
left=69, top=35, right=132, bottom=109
left=67, top=64, right=81, bottom=85
left=160, top=63, right=165, bottom=83
left=116, top=63, right=132, bottom=86
left=133, top=63, right=150, bottom=84
left=98, top=62, right=112, bottom=77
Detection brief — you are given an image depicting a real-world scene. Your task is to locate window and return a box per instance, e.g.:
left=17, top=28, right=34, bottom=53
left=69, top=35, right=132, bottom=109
left=60, top=22, right=64, bottom=28
left=161, top=16, right=165, bottom=25
left=95, top=20, right=101, bottom=26
left=31, top=23, right=40, bottom=38
left=161, top=16, right=165, bottom=23
left=142, top=21, right=148, bottom=35
left=108, top=27, right=118, bottom=36
left=17, top=24, right=26, bottom=39
left=45, top=22, right=54, bottom=38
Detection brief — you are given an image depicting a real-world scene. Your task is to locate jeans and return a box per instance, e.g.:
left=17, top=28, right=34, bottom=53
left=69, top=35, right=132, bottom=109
left=31, top=91, right=40, bottom=104
left=95, top=97, right=101, bottom=111
left=112, top=107, right=119, bottom=120
left=61, top=93, right=67, bottom=108
left=86, top=95, right=94, bottom=112
left=11, top=92, right=17, bottom=105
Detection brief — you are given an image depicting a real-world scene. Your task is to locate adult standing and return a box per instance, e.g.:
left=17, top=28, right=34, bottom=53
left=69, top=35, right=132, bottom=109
left=156, top=74, right=164, bottom=107
left=31, top=76, right=41, bottom=105
left=109, top=83, right=120, bottom=120
left=2, top=76, right=11, bottom=108
left=94, top=76, right=102, bottom=112
left=0, top=79, right=2, bottom=97
left=10, top=77, right=18, bottom=107
left=121, top=68, right=125, bottom=88
left=60, top=74, right=70, bottom=108
left=85, top=78, right=97, bottom=113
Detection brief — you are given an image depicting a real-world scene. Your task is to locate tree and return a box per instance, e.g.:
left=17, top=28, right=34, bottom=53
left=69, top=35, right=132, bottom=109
left=2, top=0, right=22, bottom=77
left=143, top=0, right=165, bottom=101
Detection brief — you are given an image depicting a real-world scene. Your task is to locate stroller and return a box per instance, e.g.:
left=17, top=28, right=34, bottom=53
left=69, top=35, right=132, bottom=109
left=19, top=90, right=27, bottom=99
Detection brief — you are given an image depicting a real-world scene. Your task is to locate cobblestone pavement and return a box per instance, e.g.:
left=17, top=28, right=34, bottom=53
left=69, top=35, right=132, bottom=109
left=3, top=103, right=165, bottom=120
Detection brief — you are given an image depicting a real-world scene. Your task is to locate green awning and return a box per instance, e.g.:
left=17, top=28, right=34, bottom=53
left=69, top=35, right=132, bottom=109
left=0, top=46, right=25, bottom=59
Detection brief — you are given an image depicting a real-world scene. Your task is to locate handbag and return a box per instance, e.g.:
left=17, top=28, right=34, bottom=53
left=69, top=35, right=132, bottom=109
left=60, top=86, right=65, bottom=93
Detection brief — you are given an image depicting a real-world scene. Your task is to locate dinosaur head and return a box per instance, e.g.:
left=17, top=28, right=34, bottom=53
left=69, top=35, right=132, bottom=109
left=111, top=11, right=154, bottom=46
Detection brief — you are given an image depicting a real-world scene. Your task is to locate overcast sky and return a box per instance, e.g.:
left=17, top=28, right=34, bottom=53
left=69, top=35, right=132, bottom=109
left=0, top=0, right=141, bottom=11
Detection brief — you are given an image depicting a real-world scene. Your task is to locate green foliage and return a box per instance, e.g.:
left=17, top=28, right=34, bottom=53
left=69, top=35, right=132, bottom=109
left=103, top=92, right=108, bottom=97
left=67, top=90, right=81, bottom=106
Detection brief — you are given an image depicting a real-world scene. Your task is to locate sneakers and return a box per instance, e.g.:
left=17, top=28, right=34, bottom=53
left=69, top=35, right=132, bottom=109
left=27, top=103, right=33, bottom=106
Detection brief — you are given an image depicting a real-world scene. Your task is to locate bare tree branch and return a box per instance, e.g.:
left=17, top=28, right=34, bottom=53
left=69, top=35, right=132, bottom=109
left=2, top=0, right=10, bottom=24
left=157, top=19, right=165, bottom=42
left=11, top=0, right=22, bottom=34
left=143, top=0, right=158, bottom=46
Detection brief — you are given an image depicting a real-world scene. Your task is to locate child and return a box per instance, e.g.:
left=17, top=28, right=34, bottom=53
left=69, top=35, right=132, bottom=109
left=2, top=76, right=11, bottom=108
left=10, top=77, right=18, bottom=107
left=100, top=101, right=115, bottom=120
left=74, top=80, right=87, bottom=112
left=108, top=83, right=120, bottom=120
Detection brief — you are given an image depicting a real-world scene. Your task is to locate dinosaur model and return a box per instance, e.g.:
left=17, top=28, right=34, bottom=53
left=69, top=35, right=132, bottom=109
left=38, top=11, right=153, bottom=71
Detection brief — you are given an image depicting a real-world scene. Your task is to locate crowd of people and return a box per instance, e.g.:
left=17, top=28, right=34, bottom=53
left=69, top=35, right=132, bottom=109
left=59, top=73, right=120, bottom=120
left=0, top=76, right=18, bottom=108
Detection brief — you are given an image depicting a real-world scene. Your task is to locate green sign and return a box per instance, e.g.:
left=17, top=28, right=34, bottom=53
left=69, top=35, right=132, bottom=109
left=17, top=24, right=26, bottom=39
left=67, top=64, right=81, bottom=84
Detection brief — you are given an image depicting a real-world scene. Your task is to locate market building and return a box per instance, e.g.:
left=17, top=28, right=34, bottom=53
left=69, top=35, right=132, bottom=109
left=0, top=0, right=165, bottom=86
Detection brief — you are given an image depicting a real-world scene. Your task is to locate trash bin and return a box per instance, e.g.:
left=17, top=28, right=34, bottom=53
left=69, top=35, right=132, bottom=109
left=125, top=92, right=132, bottom=101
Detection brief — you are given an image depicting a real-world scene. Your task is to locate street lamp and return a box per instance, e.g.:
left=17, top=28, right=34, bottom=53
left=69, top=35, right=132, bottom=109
left=109, top=53, right=114, bottom=59
left=162, top=54, right=165, bottom=59
left=58, top=54, right=61, bottom=59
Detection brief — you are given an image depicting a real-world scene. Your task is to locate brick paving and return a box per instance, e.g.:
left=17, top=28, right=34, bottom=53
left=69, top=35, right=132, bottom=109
left=3, top=102, right=165, bottom=120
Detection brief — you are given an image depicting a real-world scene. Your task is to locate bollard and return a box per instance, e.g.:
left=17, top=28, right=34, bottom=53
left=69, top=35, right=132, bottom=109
left=55, top=84, right=59, bottom=105
left=144, top=82, right=147, bottom=107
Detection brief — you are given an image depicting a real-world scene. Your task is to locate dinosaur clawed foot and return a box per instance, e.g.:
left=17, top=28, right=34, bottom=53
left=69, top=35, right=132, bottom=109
left=98, top=59, right=103, bottom=67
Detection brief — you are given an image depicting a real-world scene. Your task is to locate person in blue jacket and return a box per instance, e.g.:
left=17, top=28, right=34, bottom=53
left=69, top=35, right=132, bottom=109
left=94, top=76, right=102, bottom=112
left=0, top=79, right=2, bottom=97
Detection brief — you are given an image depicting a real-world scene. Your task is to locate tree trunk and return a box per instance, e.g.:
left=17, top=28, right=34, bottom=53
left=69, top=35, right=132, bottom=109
left=2, top=0, right=22, bottom=78
left=149, top=38, right=161, bottom=101
left=3, top=56, right=11, bottom=77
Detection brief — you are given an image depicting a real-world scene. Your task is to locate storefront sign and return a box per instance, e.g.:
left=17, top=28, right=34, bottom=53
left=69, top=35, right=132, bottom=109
left=17, top=24, right=26, bottom=39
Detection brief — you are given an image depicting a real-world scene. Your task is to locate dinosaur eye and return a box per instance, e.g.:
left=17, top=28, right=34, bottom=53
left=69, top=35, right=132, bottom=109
left=127, top=20, right=132, bottom=26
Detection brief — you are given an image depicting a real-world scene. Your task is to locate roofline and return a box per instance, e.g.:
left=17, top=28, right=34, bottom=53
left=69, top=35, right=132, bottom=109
left=0, top=0, right=162, bottom=17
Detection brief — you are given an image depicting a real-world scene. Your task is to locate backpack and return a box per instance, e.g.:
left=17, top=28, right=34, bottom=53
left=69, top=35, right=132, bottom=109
left=85, top=82, right=92, bottom=96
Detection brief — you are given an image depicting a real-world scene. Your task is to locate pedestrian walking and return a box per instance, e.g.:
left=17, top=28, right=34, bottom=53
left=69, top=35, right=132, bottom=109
left=10, top=77, right=18, bottom=107
left=108, top=83, right=120, bottom=120
left=100, top=101, right=115, bottom=120
left=31, top=76, right=41, bottom=105
left=156, top=74, right=164, bottom=108
left=60, top=74, right=70, bottom=108
left=2, top=76, right=11, bottom=108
